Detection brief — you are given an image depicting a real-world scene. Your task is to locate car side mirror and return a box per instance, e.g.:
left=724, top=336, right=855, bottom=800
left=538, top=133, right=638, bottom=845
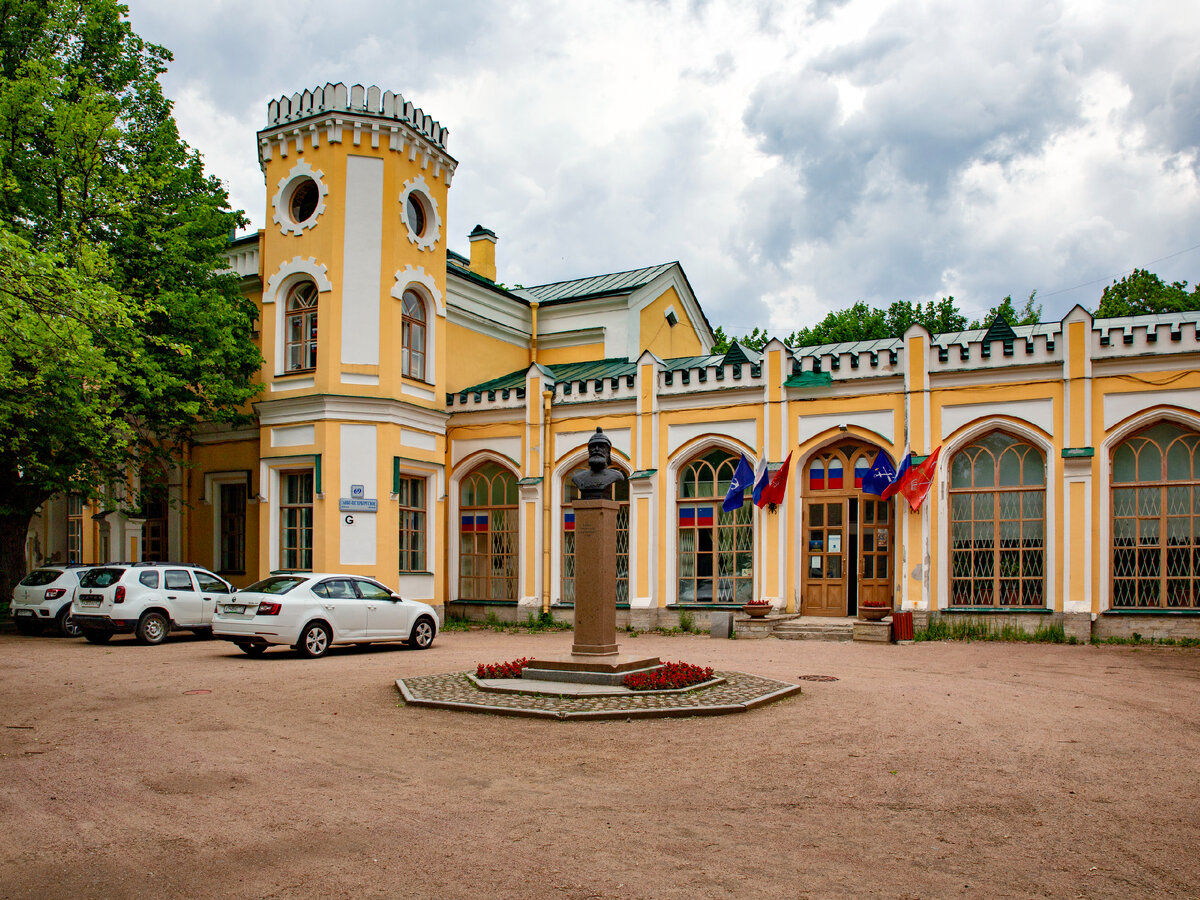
left=390, top=594, right=403, bottom=602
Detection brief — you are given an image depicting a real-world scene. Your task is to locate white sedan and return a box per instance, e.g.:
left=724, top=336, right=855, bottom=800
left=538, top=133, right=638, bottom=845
left=212, top=573, right=439, bottom=658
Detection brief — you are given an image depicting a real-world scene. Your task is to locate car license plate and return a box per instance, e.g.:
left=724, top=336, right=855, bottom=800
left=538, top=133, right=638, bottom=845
left=222, top=604, right=245, bottom=614
left=15, top=609, right=33, bottom=617
left=80, top=599, right=101, bottom=608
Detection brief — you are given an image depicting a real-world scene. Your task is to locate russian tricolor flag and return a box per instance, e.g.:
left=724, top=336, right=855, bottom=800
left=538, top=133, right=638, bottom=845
left=809, top=462, right=825, bottom=491
left=461, top=514, right=489, bottom=532
left=564, top=512, right=575, bottom=531
left=854, top=459, right=870, bottom=488
left=679, top=507, right=714, bottom=526
left=827, top=464, right=843, bottom=490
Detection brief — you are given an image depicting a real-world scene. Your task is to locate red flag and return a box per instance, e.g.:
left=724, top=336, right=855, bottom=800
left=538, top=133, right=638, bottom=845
left=900, top=446, right=941, bottom=511
left=756, top=451, right=793, bottom=509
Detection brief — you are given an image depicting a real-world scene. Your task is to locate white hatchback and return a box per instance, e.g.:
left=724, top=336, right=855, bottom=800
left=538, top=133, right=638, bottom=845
left=211, top=573, right=439, bottom=658
left=11, top=566, right=91, bottom=636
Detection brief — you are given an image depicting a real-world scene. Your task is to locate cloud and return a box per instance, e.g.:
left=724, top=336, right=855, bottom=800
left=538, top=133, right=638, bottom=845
left=124, top=0, right=1200, bottom=339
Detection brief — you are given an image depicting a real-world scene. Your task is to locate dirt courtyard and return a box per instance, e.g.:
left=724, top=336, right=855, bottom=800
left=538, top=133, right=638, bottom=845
left=0, top=628, right=1197, bottom=900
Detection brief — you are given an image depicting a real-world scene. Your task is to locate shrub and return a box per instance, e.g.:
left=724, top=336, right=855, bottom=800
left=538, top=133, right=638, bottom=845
left=678, top=610, right=695, bottom=633
left=624, top=661, right=713, bottom=691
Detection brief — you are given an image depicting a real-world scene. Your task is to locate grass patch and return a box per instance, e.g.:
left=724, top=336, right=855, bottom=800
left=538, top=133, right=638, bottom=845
left=915, top=617, right=1070, bottom=643
left=441, top=614, right=471, bottom=632
left=523, top=611, right=571, bottom=632
left=1091, top=633, right=1200, bottom=648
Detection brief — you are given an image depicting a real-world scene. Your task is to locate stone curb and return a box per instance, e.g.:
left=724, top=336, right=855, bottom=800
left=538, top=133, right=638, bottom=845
left=395, top=671, right=803, bottom=721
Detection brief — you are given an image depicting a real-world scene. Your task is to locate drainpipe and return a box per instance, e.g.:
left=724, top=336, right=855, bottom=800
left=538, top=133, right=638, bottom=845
left=530, top=301, right=540, bottom=366
left=542, top=388, right=553, bottom=615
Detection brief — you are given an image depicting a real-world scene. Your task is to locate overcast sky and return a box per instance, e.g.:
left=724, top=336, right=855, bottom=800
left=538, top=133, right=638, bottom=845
left=126, top=0, right=1200, bottom=336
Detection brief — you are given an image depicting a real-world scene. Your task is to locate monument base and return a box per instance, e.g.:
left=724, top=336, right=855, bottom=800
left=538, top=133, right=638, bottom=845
left=524, top=654, right=663, bottom=686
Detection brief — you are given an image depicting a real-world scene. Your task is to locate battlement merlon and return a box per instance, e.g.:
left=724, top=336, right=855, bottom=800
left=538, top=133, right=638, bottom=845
left=257, top=83, right=458, bottom=183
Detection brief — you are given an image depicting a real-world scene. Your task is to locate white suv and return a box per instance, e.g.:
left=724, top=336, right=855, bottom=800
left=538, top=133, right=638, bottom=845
left=11, top=565, right=92, bottom=637
left=70, top=563, right=235, bottom=645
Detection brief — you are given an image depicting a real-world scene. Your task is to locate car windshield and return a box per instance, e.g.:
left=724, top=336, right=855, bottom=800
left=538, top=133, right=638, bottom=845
left=79, top=567, right=124, bottom=588
left=244, top=575, right=305, bottom=595
left=19, top=570, right=62, bottom=587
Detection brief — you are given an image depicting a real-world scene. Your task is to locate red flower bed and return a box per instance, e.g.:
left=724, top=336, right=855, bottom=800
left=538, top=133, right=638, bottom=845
left=624, top=660, right=714, bottom=691
left=859, top=599, right=890, bottom=608
left=476, top=657, right=531, bottom=679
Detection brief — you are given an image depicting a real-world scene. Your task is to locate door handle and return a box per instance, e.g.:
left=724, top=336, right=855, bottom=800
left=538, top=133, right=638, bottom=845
left=323, top=604, right=334, bottom=610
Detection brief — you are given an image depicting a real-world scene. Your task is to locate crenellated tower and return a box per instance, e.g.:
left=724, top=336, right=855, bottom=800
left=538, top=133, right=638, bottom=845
left=252, top=83, right=456, bottom=597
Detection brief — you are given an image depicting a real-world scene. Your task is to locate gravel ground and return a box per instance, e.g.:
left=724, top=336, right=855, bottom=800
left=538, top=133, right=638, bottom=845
left=0, top=627, right=1197, bottom=899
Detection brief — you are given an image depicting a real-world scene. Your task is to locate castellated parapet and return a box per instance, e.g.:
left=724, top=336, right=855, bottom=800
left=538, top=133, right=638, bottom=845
left=259, top=82, right=457, bottom=184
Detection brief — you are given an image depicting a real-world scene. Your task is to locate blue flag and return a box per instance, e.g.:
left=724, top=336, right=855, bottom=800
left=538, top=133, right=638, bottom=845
left=861, top=450, right=898, bottom=497
left=723, top=453, right=756, bottom=512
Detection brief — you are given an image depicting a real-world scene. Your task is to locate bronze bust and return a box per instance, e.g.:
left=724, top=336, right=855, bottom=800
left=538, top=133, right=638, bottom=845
left=571, top=427, right=626, bottom=499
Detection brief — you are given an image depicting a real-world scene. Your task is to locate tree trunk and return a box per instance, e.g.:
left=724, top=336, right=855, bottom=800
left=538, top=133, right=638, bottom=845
left=0, top=511, right=35, bottom=604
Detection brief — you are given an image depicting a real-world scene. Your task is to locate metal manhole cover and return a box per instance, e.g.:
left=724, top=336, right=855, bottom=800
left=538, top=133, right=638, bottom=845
left=183, top=689, right=212, bottom=695
left=797, top=675, right=839, bottom=682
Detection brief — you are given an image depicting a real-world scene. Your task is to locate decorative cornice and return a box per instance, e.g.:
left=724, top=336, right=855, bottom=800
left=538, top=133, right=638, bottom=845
left=255, top=394, right=448, bottom=433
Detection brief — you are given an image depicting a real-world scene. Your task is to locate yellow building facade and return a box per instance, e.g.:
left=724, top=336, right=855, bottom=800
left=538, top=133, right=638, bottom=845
left=24, top=83, right=1200, bottom=642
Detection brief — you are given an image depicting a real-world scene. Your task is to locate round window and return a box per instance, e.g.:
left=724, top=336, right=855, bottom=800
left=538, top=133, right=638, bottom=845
left=406, top=193, right=427, bottom=237
left=289, top=178, right=319, bottom=225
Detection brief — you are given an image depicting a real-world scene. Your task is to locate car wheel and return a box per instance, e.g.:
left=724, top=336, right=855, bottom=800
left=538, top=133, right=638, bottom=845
left=409, top=616, right=435, bottom=650
left=82, top=629, right=112, bottom=644
left=14, top=618, right=42, bottom=636
left=135, top=611, right=169, bottom=645
left=237, top=643, right=268, bottom=656
left=57, top=608, right=82, bottom=638
left=297, top=622, right=331, bottom=658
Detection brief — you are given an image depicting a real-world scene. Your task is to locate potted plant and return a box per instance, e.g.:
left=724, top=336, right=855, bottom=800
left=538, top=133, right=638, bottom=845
left=858, top=599, right=892, bottom=621
left=741, top=597, right=773, bottom=618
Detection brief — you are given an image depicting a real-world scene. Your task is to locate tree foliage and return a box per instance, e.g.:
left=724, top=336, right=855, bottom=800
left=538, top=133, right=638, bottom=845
left=0, top=0, right=262, bottom=598
left=1095, top=269, right=1200, bottom=318
left=713, top=297, right=969, bottom=352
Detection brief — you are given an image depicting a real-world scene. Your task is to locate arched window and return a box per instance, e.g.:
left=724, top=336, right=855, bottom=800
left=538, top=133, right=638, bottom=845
left=949, top=432, right=1045, bottom=607
left=285, top=281, right=318, bottom=372
left=1111, top=422, right=1200, bottom=609
left=401, top=289, right=426, bottom=380
left=677, top=448, right=753, bottom=604
left=458, top=462, right=518, bottom=601
left=562, top=468, right=629, bottom=604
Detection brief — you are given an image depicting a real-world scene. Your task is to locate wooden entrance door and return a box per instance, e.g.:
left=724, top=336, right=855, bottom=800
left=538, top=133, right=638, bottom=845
left=858, top=497, right=893, bottom=607
left=802, top=498, right=847, bottom=615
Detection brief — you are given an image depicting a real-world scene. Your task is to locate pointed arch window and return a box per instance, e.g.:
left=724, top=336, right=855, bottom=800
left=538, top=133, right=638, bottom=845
left=401, top=288, right=427, bottom=381
left=459, top=462, right=518, bottom=601
left=285, top=281, right=318, bottom=372
left=677, top=449, right=753, bottom=604
left=949, top=432, right=1045, bottom=607
left=1111, top=422, right=1200, bottom=609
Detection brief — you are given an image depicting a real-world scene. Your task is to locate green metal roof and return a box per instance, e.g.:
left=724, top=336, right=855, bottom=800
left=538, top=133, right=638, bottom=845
left=522, top=263, right=678, bottom=305
left=451, top=345, right=763, bottom=400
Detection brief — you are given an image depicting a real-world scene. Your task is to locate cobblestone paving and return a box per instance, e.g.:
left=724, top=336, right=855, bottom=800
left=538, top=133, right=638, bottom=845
left=396, top=670, right=802, bottom=719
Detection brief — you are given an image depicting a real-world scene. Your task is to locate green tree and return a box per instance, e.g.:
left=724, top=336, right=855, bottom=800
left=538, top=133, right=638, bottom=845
left=0, top=0, right=261, bottom=600
left=1094, top=269, right=1200, bottom=318
left=715, top=296, right=970, bottom=350
left=971, top=291, right=1042, bottom=329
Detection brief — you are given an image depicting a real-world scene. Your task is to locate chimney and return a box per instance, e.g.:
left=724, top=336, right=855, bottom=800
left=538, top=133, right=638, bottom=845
left=468, top=224, right=498, bottom=282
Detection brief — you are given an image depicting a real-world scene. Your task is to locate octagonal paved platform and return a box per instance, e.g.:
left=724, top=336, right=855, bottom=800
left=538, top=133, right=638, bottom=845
left=395, top=670, right=802, bottom=720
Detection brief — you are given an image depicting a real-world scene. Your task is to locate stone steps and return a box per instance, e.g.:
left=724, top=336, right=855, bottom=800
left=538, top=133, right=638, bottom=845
left=772, top=622, right=854, bottom=642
